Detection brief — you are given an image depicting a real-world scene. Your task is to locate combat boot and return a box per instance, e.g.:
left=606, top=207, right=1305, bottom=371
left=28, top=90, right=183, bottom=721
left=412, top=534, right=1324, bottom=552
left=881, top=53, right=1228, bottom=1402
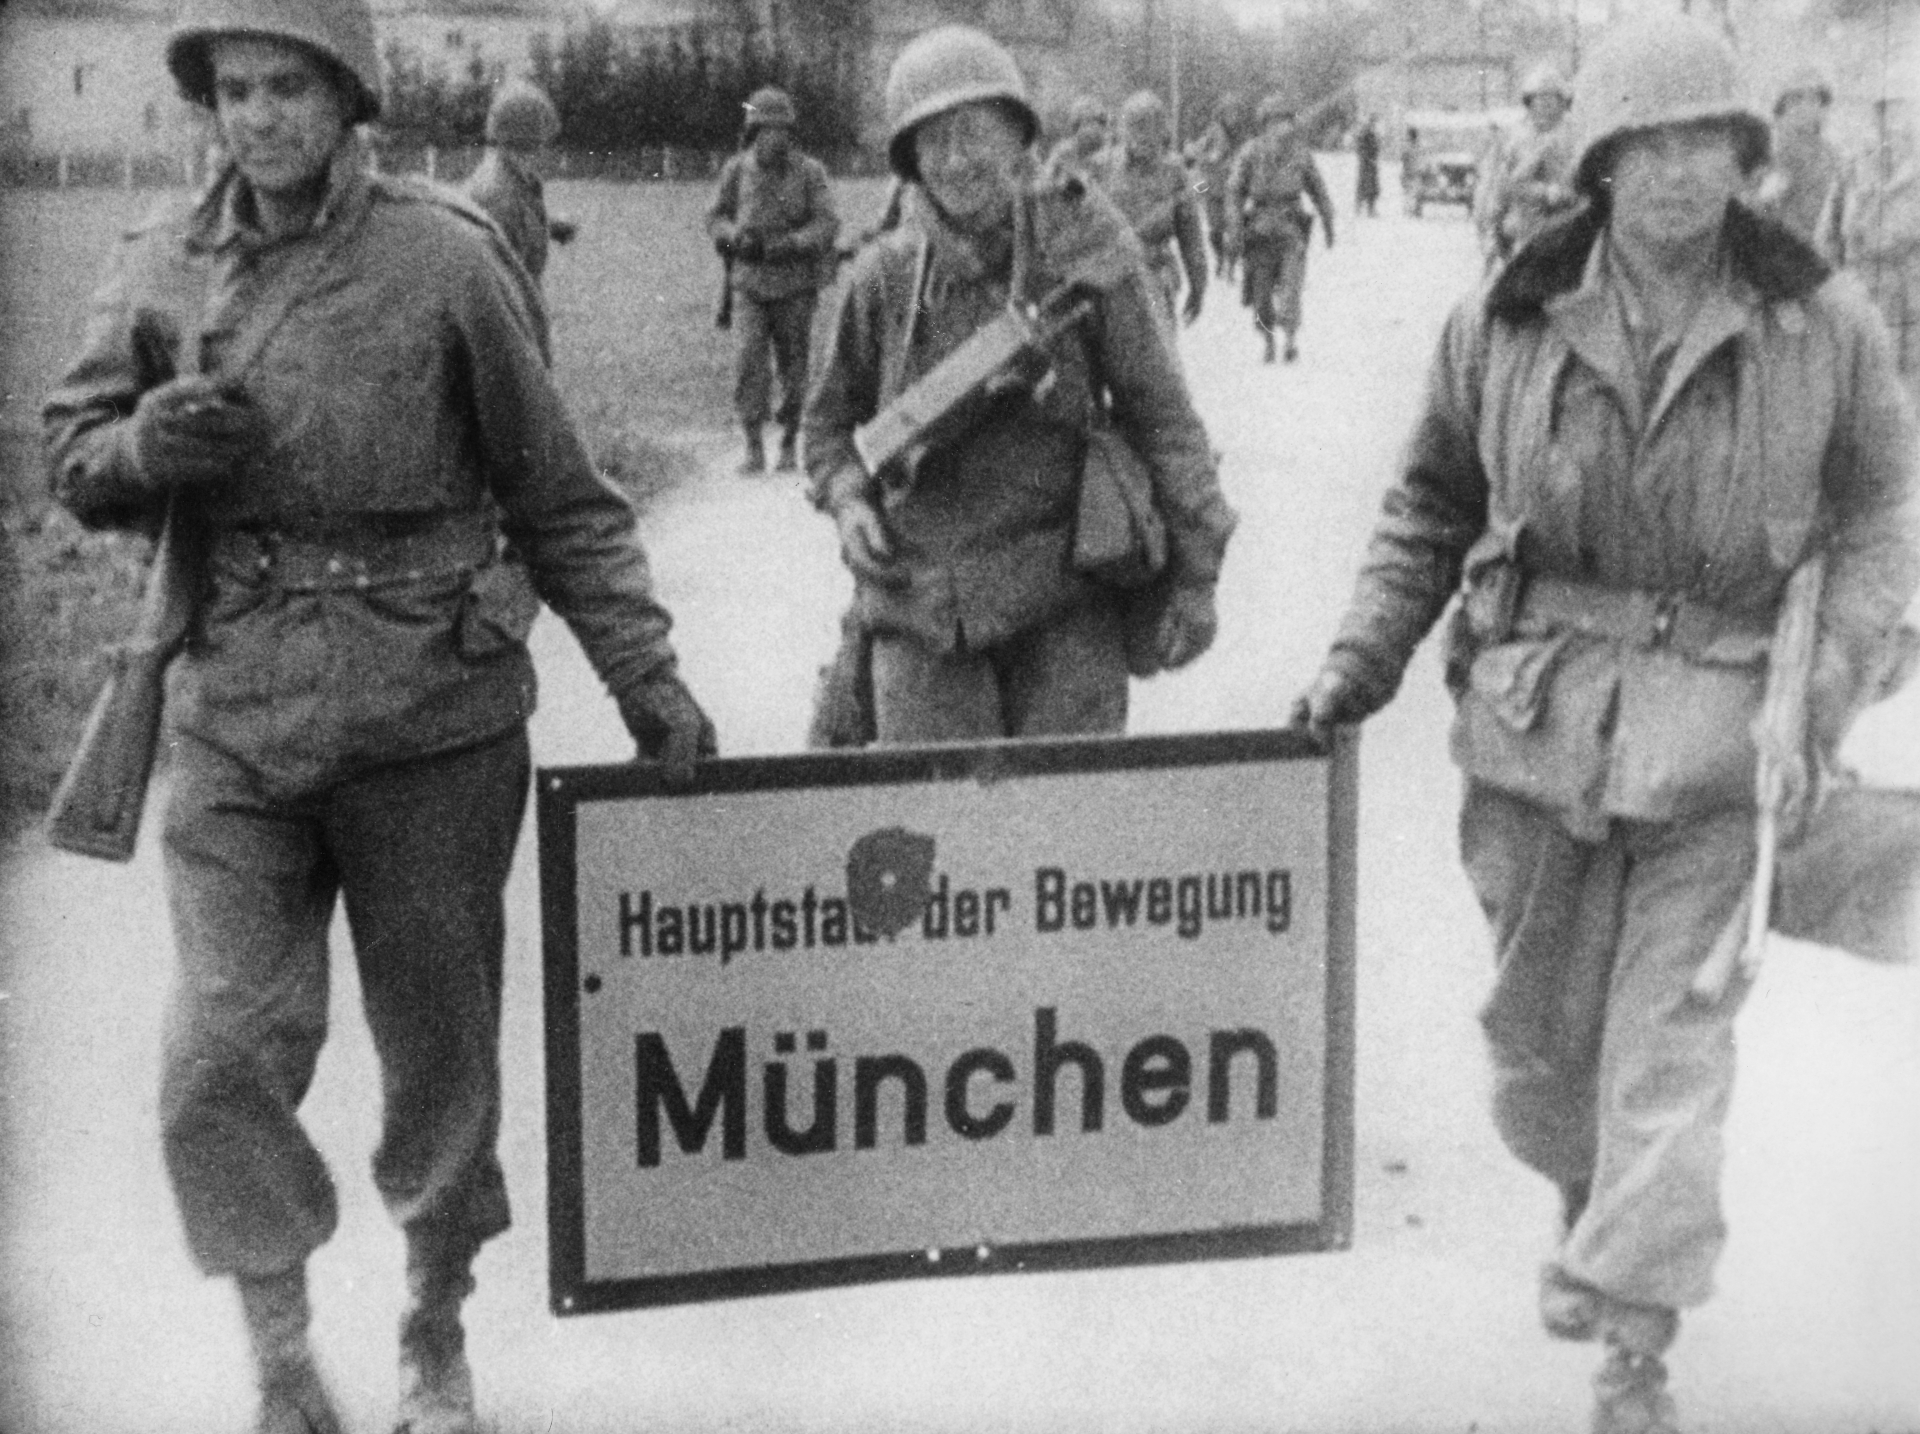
left=1590, top=1299, right=1681, bottom=1434
left=775, top=424, right=799, bottom=472
left=1283, top=332, right=1299, bottom=363
left=237, top=1265, right=343, bottom=1434
left=1261, top=330, right=1276, bottom=364
left=739, top=426, right=767, bottom=475
left=394, top=1234, right=479, bottom=1434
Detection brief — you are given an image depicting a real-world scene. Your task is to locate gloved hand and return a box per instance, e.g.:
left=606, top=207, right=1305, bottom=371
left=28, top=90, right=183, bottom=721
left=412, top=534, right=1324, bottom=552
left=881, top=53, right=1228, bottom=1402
left=1286, top=663, right=1379, bottom=741
left=1154, top=584, right=1218, bottom=671
left=835, top=498, right=907, bottom=589
left=127, top=375, right=267, bottom=489
left=619, top=669, right=718, bottom=786
left=733, top=230, right=768, bottom=264
left=1181, top=286, right=1204, bottom=325
left=549, top=218, right=578, bottom=245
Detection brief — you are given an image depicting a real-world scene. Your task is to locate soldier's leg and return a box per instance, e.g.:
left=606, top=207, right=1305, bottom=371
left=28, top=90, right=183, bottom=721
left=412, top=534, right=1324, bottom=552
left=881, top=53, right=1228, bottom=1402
left=159, top=734, right=344, bottom=1431
left=1274, top=228, right=1308, bottom=357
left=996, top=599, right=1129, bottom=737
left=769, top=291, right=817, bottom=469
left=327, top=729, right=530, bottom=1434
left=1243, top=241, right=1280, bottom=361
left=870, top=633, right=1003, bottom=743
left=733, top=294, right=774, bottom=472
left=1560, top=808, right=1754, bottom=1314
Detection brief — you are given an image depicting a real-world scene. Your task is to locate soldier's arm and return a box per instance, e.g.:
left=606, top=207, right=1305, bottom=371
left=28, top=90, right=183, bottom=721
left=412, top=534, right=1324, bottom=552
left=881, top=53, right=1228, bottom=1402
left=1095, top=268, right=1234, bottom=585
left=801, top=253, right=886, bottom=514
left=1224, top=150, right=1249, bottom=249
left=1172, top=189, right=1207, bottom=309
left=1810, top=280, right=1920, bottom=734
left=452, top=235, right=679, bottom=700
left=704, top=159, right=743, bottom=247
left=788, top=160, right=841, bottom=256
left=1304, top=156, right=1335, bottom=244
left=1323, top=297, right=1492, bottom=708
left=43, top=226, right=173, bottom=532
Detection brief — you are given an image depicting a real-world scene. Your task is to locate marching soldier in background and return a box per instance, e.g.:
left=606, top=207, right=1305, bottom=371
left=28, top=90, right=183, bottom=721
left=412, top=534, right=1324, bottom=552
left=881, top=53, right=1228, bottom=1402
left=1354, top=113, right=1383, bottom=217
left=1044, top=94, right=1110, bottom=183
left=1188, top=92, right=1247, bottom=276
left=460, top=77, right=577, bottom=286
left=1225, top=93, right=1335, bottom=364
left=803, top=25, right=1234, bottom=745
left=706, top=86, right=840, bottom=473
left=1098, top=90, right=1207, bottom=335
left=1475, top=63, right=1578, bottom=264
left=40, top=0, right=716, bottom=1429
left=1755, top=66, right=1843, bottom=247
left=1291, top=16, right=1917, bottom=1433
left=1824, top=87, right=1920, bottom=403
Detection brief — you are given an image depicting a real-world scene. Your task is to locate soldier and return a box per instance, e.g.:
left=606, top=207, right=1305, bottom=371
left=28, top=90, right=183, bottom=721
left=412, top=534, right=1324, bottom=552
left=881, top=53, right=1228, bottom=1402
left=1225, top=92, right=1335, bottom=364
left=705, top=86, right=840, bottom=473
left=1824, top=88, right=1920, bottom=403
left=1290, top=17, right=1917, bottom=1433
left=1044, top=94, right=1109, bottom=183
left=460, top=76, right=577, bottom=285
left=1097, top=90, right=1207, bottom=335
left=1353, top=113, right=1382, bottom=217
left=1476, top=62, right=1578, bottom=264
left=802, top=25, right=1234, bottom=745
left=1755, top=66, right=1843, bottom=247
left=1188, top=92, right=1248, bottom=276
left=39, top=0, right=717, bottom=1430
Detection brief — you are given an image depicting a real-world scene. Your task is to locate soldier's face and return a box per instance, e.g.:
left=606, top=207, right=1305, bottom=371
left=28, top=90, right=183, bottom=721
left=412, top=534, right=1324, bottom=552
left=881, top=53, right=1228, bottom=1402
left=1526, top=93, right=1568, bottom=132
left=752, top=124, right=793, bottom=165
left=210, top=37, right=350, bottom=200
left=915, top=103, right=1027, bottom=227
left=1605, top=120, right=1746, bottom=254
left=1776, top=93, right=1827, bottom=139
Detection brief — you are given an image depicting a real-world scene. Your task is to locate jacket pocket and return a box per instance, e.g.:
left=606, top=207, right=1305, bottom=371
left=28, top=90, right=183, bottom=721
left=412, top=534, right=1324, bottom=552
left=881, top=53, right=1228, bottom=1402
left=1450, top=637, right=1615, bottom=816
left=454, top=557, right=541, bottom=660
left=1602, top=649, right=1762, bottom=821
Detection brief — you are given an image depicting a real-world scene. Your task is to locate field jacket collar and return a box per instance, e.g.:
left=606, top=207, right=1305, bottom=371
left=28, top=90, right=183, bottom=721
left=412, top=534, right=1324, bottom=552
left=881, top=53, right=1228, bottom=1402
left=189, top=134, right=372, bottom=256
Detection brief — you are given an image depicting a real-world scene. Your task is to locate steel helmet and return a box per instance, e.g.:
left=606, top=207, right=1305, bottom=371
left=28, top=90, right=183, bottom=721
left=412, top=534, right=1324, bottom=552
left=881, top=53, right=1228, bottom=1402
left=167, top=0, right=381, bottom=123
left=1773, top=64, right=1834, bottom=115
left=1255, top=92, right=1295, bottom=128
left=1520, top=62, right=1572, bottom=106
left=486, top=78, right=560, bottom=148
left=743, top=85, right=798, bottom=136
left=1213, top=91, right=1246, bottom=127
left=1120, top=90, right=1167, bottom=132
left=1068, top=95, right=1108, bottom=129
left=1572, top=13, right=1768, bottom=198
left=884, top=25, right=1039, bottom=181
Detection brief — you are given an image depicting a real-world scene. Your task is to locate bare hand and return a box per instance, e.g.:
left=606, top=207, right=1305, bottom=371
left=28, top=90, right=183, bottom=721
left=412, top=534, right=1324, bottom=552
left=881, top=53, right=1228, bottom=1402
left=621, top=671, right=718, bottom=787
left=1287, top=665, right=1374, bottom=741
left=1182, top=288, right=1204, bottom=325
left=836, top=500, right=907, bottom=588
left=129, top=375, right=266, bottom=489
left=1155, top=585, right=1218, bottom=670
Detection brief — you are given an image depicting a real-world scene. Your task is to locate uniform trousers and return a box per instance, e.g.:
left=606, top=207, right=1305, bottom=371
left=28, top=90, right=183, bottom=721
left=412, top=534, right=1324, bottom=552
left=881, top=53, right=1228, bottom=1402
left=158, top=727, right=529, bottom=1277
left=733, top=289, right=818, bottom=432
left=1459, top=781, right=1755, bottom=1311
left=870, top=598, right=1128, bottom=743
left=1242, top=225, right=1310, bottom=336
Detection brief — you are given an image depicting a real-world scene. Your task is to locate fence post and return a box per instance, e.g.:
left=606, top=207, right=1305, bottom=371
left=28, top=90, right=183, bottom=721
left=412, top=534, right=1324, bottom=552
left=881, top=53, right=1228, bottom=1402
left=426, top=145, right=437, bottom=181
left=662, top=145, right=676, bottom=181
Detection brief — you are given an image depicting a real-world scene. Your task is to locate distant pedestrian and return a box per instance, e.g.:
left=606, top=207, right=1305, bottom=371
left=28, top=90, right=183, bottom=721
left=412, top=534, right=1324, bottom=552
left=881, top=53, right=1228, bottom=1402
left=1225, top=93, right=1335, bottom=363
left=40, top=0, right=717, bottom=1430
left=803, top=25, right=1234, bottom=746
left=1292, top=17, right=1917, bottom=1434
left=1189, top=92, right=1248, bottom=275
left=461, top=77, right=577, bottom=286
left=1755, top=66, right=1843, bottom=247
left=1475, top=62, right=1578, bottom=263
left=1098, top=90, right=1207, bottom=335
left=1354, top=115, right=1381, bottom=216
left=1044, top=94, right=1109, bottom=184
left=1824, top=91, right=1920, bottom=403
left=706, top=86, right=840, bottom=473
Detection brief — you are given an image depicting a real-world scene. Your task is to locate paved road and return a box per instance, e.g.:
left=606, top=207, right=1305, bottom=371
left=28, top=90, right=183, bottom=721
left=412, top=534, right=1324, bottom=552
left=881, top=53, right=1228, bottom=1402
left=4, top=181, right=1918, bottom=1434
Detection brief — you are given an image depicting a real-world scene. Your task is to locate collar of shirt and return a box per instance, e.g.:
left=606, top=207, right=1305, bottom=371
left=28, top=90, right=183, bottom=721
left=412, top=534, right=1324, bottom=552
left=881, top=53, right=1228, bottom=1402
left=189, top=132, right=372, bottom=256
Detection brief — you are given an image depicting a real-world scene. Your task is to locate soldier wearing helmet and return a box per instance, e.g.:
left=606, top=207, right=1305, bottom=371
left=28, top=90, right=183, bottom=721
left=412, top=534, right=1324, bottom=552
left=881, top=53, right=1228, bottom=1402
left=460, top=77, right=577, bottom=284
left=40, top=0, right=716, bottom=1429
left=1294, top=15, right=1917, bottom=1431
left=1187, top=91, right=1249, bottom=276
left=1225, top=92, right=1335, bottom=362
left=1825, top=71, right=1920, bottom=403
left=1044, top=93, right=1110, bottom=183
left=1097, top=90, right=1208, bottom=334
left=705, top=84, right=841, bottom=472
left=1754, top=65, right=1842, bottom=246
left=1477, top=60, right=1579, bottom=262
left=802, top=25, right=1234, bottom=745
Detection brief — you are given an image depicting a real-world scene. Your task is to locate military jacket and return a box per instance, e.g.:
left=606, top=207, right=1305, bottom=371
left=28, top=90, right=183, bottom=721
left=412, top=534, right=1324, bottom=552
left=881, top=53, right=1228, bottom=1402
left=44, top=143, right=679, bottom=791
left=1479, top=123, right=1578, bottom=252
left=1759, top=131, right=1843, bottom=249
left=1226, top=131, right=1332, bottom=247
left=705, top=149, right=840, bottom=300
left=1828, top=148, right=1920, bottom=391
left=1326, top=205, right=1918, bottom=830
left=803, top=176, right=1234, bottom=653
left=1096, top=148, right=1206, bottom=297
